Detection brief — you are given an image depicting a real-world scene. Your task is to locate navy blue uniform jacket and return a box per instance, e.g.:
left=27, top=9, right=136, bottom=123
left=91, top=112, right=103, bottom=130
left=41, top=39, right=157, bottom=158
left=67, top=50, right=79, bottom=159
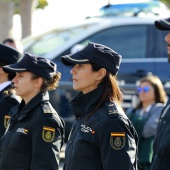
left=0, top=91, right=65, bottom=170
left=150, top=99, right=170, bottom=170
left=63, top=84, right=138, bottom=170
left=0, top=84, right=20, bottom=138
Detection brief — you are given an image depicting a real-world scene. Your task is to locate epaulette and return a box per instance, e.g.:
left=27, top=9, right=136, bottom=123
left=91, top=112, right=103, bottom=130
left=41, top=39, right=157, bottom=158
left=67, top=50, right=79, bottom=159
left=41, top=103, right=53, bottom=114
left=105, top=102, right=119, bottom=117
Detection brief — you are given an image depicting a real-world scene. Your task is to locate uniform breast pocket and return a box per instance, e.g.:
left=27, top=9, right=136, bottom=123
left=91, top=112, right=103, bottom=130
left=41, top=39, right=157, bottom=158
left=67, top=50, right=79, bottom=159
left=73, top=130, right=99, bottom=159
left=4, top=131, right=31, bottom=168
left=8, top=130, right=31, bottom=152
left=5, top=150, right=31, bottom=168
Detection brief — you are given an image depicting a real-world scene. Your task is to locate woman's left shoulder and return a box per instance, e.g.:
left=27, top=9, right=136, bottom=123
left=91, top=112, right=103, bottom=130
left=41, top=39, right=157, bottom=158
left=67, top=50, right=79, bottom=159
left=97, top=101, right=129, bottom=124
left=96, top=102, right=137, bottom=138
left=154, top=103, right=165, bottom=107
left=152, top=103, right=165, bottom=110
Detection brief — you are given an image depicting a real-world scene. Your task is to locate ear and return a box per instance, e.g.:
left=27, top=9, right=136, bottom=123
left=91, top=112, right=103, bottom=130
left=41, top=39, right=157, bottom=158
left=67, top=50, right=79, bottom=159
left=96, top=68, right=106, bottom=81
left=0, top=67, right=6, bottom=74
left=34, top=77, right=43, bottom=88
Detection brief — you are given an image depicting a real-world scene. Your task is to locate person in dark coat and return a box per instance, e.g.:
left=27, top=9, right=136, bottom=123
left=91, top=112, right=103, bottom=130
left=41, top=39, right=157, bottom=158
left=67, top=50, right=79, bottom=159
left=0, top=44, right=22, bottom=139
left=0, top=53, right=65, bottom=170
left=2, top=38, right=17, bottom=49
left=61, top=42, right=138, bottom=170
left=150, top=18, right=170, bottom=170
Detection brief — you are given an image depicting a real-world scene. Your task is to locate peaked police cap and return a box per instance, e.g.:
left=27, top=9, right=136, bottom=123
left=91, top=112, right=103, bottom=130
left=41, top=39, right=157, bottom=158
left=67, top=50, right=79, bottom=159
left=61, top=42, right=122, bottom=75
left=0, top=44, right=22, bottom=64
left=155, top=18, right=170, bottom=30
left=3, top=53, right=57, bottom=80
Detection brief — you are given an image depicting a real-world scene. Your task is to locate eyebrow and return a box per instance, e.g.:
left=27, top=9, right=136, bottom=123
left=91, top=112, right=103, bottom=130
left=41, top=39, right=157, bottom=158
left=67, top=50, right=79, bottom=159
left=16, top=72, right=25, bottom=75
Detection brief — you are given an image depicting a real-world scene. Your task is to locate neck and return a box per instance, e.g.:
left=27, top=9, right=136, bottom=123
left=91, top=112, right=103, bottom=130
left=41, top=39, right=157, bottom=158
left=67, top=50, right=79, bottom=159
left=142, top=102, right=154, bottom=111
left=0, top=75, right=9, bottom=84
left=22, top=90, right=41, bottom=105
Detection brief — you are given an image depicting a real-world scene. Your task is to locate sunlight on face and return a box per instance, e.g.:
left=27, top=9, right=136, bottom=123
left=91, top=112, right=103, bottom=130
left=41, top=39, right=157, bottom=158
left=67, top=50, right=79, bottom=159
left=70, top=64, right=100, bottom=94
left=12, top=72, right=41, bottom=101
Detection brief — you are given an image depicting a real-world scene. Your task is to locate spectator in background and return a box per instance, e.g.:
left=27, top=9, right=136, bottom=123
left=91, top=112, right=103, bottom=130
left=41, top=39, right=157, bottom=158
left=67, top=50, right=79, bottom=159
left=0, top=44, right=22, bottom=139
left=127, top=75, right=167, bottom=170
left=2, top=38, right=24, bottom=54
left=149, top=18, right=170, bottom=170
left=3, top=38, right=17, bottom=49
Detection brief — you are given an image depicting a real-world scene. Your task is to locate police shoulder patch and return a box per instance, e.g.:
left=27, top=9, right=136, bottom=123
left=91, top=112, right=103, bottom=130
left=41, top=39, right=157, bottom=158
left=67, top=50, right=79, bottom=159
left=110, top=132, right=125, bottom=150
left=42, top=126, right=55, bottom=142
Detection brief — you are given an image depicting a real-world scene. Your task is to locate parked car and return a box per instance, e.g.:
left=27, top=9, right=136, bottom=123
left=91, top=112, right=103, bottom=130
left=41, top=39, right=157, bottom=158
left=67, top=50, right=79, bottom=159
left=22, top=17, right=170, bottom=141
left=22, top=17, right=170, bottom=84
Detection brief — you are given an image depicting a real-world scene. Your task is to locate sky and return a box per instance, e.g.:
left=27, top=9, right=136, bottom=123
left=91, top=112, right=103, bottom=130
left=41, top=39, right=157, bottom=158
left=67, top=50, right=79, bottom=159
left=13, top=0, right=108, bottom=40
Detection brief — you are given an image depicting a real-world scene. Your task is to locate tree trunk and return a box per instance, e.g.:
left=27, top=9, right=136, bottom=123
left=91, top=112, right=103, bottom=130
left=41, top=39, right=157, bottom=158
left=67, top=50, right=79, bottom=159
left=19, top=0, right=34, bottom=38
left=0, top=1, right=14, bottom=42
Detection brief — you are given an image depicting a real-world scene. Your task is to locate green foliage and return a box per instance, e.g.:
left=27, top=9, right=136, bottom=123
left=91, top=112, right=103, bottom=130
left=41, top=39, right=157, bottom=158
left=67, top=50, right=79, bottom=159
left=12, top=0, right=48, bottom=14
left=161, top=0, right=170, bottom=3
left=36, top=0, right=48, bottom=9
left=160, top=0, right=170, bottom=8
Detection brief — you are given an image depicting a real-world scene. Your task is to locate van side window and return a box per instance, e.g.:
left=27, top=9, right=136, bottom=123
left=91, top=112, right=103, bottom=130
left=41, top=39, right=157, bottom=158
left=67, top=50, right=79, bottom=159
left=79, top=25, right=147, bottom=59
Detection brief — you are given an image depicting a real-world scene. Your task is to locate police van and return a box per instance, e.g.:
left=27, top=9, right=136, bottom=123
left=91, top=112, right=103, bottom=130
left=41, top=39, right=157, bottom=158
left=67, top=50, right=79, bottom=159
left=22, top=16, right=170, bottom=141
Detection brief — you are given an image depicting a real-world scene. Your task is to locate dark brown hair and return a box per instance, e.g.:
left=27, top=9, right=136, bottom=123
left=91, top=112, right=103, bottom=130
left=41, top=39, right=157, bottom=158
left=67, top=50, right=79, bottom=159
left=85, top=63, right=123, bottom=119
left=31, top=71, right=61, bottom=91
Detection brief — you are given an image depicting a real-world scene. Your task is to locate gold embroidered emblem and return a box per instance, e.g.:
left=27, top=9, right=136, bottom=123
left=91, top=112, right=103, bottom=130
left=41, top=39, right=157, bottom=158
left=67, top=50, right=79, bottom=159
left=4, top=115, right=11, bottom=128
left=110, top=132, right=125, bottom=150
left=42, top=126, right=55, bottom=142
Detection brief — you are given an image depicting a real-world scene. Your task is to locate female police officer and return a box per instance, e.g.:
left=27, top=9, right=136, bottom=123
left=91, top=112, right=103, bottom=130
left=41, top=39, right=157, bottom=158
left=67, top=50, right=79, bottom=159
left=61, top=42, right=138, bottom=170
left=0, top=44, right=22, bottom=139
left=0, top=53, right=65, bottom=170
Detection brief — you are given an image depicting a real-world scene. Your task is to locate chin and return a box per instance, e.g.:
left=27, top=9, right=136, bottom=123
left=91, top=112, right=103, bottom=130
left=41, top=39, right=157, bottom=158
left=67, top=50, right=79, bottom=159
left=73, top=86, right=79, bottom=91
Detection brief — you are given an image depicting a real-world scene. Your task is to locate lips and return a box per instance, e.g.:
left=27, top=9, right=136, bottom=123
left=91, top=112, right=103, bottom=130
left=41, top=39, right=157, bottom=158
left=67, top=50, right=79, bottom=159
left=72, top=77, right=77, bottom=81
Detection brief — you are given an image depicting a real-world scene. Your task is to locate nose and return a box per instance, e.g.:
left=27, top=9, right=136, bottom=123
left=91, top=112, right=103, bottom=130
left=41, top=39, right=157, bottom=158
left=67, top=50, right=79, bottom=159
left=70, top=65, right=76, bottom=75
left=165, top=33, right=170, bottom=43
left=12, top=75, right=17, bottom=83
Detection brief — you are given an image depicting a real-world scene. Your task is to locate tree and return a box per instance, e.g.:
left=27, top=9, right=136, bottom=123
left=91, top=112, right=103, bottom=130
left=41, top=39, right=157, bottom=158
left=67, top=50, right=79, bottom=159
left=161, top=0, right=170, bottom=8
left=0, top=1, right=15, bottom=42
left=19, top=0, right=48, bottom=38
left=19, top=0, right=34, bottom=39
left=0, top=0, right=48, bottom=42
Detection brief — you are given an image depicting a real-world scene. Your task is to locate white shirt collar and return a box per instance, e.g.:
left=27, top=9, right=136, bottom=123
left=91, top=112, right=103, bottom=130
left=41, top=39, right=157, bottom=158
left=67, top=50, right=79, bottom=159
left=145, top=104, right=153, bottom=112
left=0, top=81, right=11, bottom=92
left=139, top=104, right=154, bottom=116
